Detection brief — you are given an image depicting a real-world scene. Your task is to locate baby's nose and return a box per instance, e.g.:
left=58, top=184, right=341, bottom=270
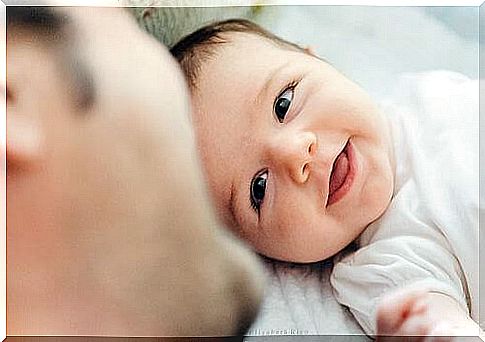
left=269, top=131, right=317, bottom=183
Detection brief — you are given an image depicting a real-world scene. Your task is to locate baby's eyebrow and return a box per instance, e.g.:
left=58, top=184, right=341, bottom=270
left=254, top=60, right=293, bottom=107
left=227, top=181, right=239, bottom=230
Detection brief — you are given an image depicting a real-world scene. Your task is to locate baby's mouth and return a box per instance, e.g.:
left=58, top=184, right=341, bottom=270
left=326, top=139, right=352, bottom=207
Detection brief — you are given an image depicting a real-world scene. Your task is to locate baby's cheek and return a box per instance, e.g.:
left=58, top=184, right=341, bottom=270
left=246, top=221, right=294, bottom=261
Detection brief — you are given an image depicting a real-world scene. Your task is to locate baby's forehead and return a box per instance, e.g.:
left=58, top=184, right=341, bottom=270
left=192, top=35, right=300, bottom=94
left=221, top=31, right=301, bottom=56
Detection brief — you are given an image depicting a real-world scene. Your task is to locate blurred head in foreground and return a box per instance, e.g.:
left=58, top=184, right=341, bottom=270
left=7, top=7, right=263, bottom=336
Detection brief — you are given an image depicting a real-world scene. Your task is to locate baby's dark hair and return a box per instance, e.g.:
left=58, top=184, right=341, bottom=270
left=170, top=19, right=308, bottom=90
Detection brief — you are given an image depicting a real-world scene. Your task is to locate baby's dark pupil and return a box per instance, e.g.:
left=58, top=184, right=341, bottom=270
left=254, top=176, right=266, bottom=201
left=275, top=97, right=290, bottom=122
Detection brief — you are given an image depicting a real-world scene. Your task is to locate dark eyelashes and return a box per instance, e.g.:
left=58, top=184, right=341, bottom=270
left=250, top=168, right=267, bottom=216
left=277, top=78, right=301, bottom=100
left=250, top=196, right=260, bottom=215
left=273, top=78, right=301, bottom=123
left=250, top=183, right=259, bottom=213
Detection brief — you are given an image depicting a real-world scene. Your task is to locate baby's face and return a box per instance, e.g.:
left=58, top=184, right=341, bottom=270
left=192, top=33, right=395, bottom=262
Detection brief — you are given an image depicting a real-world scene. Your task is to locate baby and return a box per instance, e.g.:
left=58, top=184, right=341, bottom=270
left=171, top=19, right=481, bottom=338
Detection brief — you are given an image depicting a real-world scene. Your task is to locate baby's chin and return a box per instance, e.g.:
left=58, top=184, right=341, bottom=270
left=267, top=250, right=338, bottom=264
left=255, top=239, right=346, bottom=264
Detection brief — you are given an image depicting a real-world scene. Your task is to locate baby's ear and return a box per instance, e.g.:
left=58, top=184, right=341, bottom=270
left=303, top=46, right=316, bottom=56
left=6, top=87, right=43, bottom=170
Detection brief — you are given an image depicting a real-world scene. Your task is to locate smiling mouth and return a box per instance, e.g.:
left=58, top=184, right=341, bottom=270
left=326, top=139, right=356, bottom=207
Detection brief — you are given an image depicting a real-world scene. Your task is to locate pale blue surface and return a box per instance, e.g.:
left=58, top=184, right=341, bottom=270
left=254, top=6, right=478, bottom=99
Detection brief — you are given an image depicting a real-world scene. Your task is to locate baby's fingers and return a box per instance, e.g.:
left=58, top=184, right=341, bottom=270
left=397, top=314, right=432, bottom=337
left=377, top=317, right=452, bottom=342
left=376, top=288, right=428, bottom=335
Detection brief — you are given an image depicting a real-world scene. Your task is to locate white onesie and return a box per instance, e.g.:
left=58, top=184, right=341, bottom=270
left=330, top=71, right=480, bottom=335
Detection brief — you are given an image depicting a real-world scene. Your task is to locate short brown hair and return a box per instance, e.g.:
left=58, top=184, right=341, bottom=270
left=170, top=19, right=307, bottom=90
left=7, top=7, right=95, bottom=111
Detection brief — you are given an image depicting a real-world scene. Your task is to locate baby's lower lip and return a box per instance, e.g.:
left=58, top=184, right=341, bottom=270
left=326, top=139, right=356, bottom=207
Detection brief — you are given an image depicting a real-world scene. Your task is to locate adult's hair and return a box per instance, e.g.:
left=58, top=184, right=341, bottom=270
left=7, top=6, right=68, bottom=41
left=170, top=18, right=307, bottom=90
left=7, top=7, right=95, bottom=110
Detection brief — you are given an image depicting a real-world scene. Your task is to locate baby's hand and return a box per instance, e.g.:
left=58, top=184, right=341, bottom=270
left=376, top=288, right=481, bottom=341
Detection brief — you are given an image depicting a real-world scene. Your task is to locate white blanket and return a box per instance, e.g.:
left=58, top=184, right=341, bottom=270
left=247, top=258, right=364, bottom=336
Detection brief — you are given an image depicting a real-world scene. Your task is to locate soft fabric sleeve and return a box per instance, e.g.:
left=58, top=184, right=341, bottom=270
left=331, top=235, right=468, bottom=336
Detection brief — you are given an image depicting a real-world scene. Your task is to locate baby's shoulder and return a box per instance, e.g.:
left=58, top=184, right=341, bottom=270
left=384, top=70, right=477, bottom=129
left=382, top=71, right=478, bottom=197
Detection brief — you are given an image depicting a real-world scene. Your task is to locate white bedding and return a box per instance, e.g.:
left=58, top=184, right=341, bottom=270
left=247, top=258, right=364, bottom=336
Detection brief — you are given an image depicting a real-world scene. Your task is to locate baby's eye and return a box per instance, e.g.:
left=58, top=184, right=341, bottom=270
left=274, top=87, right=294, bottom=123
left=250, top=170, right=268, bottom=213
